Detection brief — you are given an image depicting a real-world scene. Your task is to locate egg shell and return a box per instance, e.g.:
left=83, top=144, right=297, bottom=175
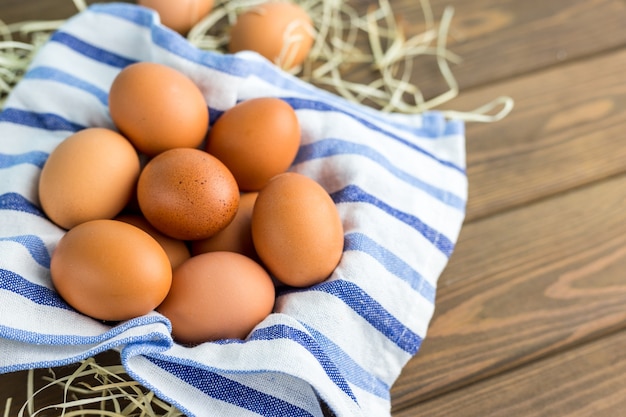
left=137, top=147, right=240, bottom=241
left=228, top=1, right=314, bottom=70
left=251, top=172, right=344, bottom=287
left=38, top=127, right=140, bottom=230
left=156, top=251, right=275, bottom=345
left=191, top=192, right=258, bottom=259
left=138, top=0, right=214, bottom=34
left=108, top=62, right=209, bottom=157
left=116, top=213, right=191, bottom=269
left=205, top=97, right=301, bottom=191
left=50, top=219, right=172, bottom=322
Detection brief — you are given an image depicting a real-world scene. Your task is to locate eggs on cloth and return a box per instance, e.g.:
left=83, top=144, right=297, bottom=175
left=138, top=0, right=315, bottom=70
left=40, top=60, right=344, bottom=344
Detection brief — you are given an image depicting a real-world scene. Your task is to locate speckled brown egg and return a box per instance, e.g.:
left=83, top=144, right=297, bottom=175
left=138, top=0, right=214, bottom=34
left=228, top=1, right=314, bottom=70
left=38, top=128, right=140, bottom=230
left=205, top=97, right=301, bottom=191
left=156, top=251, right=275, bottom=344
left=115, top=213, right=191, bottom=269
left=108, top=62, right=209, bottom=157
left=191, top=191, right=258, bottom=258
left=251, top=172, right=344, bottom=287
left=50, top=219, right=172, bottom=322
left=137, top=148, right=239, bottom=241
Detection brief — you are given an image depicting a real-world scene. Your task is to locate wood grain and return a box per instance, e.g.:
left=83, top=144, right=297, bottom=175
left=1, top=0, right=626, bottom=416
left=0, top=0, right=128, bottom=24
left=395, top=329, right=626, bottom=417
left=393, top=0, right=626, bottom=97
left=446, top=47, right=626, bottom=221
left=391, top=172, right=626, bottom=411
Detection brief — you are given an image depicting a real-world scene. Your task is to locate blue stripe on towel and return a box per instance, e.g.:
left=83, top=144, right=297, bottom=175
left=294, top=138, right=465, bottom=210
left=249, top=325, right=357, bottom=402
left=0, top=108, right=85, bottom=132
left=300, top=322, right=391, bottom=399
left=0, top=235, right=51, bottom=268
left=0, top=193, right=46, bottom=217
left=50, top=31, right=137, bottom=69
left=148, top=356, right=319, bottom=417
left=277, top=280, right=423, bottom=354
left=332, top=185, right=455, bottom=257
left=0, top=269, right=70, bottom=310
left=312, top=280, right=422, bottom=354
left=25, top=66, right=109, bottom=106
left=344, top=232, right=436, bottom=302
left=285, top=97, right=467, bottom=165
left=0, top=151, right=48, bottom=169
left=215, top=324, right=358, bottom=403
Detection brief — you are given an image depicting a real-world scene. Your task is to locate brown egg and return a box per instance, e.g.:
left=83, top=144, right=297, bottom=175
left=228, top=1, right=314, bottom=70
left=108, top=62, right=209, bottom=157
left=137, top=148, right=239, bottom=241
left=205, top=97, right=300, bottom=191
left=50, top=219, right=172, bottom=322
left=191, top=192, right=258, bottom=258
left=116, top=213, right=191, bottom=269
left=157, top=251, right=275, bottom=344
left=38, top=128, right=140, bottom=230
left=138, top=0, right=214, bottom=34
left=252, top=172, right=343, bottom=287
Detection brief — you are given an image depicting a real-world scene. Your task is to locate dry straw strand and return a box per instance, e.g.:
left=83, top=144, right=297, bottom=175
left=16, top=357, right=184, bottom=417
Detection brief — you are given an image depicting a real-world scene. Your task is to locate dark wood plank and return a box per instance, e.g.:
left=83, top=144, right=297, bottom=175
left=395, top=329, right=626, bottom=417
left=0, top=0, right=129, bottom=24
left=391, top=171, right=626, bottom=411
left=446, top=47, right=626, bottom=221
left=393, top=0, right=626, bottom=97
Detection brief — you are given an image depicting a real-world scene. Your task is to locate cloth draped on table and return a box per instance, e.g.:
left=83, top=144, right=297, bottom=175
left=0, top=4, right=466, bottom=416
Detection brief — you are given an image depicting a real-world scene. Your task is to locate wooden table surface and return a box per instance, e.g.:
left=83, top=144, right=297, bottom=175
left=2, top=0, right=626, bottom=416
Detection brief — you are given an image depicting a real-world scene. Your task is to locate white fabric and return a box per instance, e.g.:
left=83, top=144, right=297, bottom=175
left=0, top=4, right=467, bottom=416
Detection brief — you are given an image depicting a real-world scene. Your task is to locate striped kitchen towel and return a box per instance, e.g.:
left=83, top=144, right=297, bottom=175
left=0, top=3, right=466, bottom=416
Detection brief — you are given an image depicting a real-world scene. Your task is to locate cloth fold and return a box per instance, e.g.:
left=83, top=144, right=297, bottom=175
left=0, top=3, right=466, bottom=416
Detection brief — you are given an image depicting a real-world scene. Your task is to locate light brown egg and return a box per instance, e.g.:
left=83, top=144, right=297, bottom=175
left=108, top=62, right=209, bottom=157
left=156, top=251, right=275, bottom=345
left=228, top=1, right=314, bottom=70
left=251, top=172, right=344, bottom=287
left=138, top=0, right=214, bottom=34
left=115, top=213, right=191, bottom=269
left=38, top=128, right=140, bottom=230
left=50, top=219, right=172, bottom=322
left=137, top=148, right=239, bottom=241
left=191, top=192, right=258, bottom=259
left=205, top=97, right=301, bottom=191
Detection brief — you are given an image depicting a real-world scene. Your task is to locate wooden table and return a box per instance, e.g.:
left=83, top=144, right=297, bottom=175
left=1, top=0, right=626, bottom=415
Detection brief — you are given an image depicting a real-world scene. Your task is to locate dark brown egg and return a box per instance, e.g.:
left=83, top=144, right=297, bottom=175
left=137, top=148, right=239, bottom=241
